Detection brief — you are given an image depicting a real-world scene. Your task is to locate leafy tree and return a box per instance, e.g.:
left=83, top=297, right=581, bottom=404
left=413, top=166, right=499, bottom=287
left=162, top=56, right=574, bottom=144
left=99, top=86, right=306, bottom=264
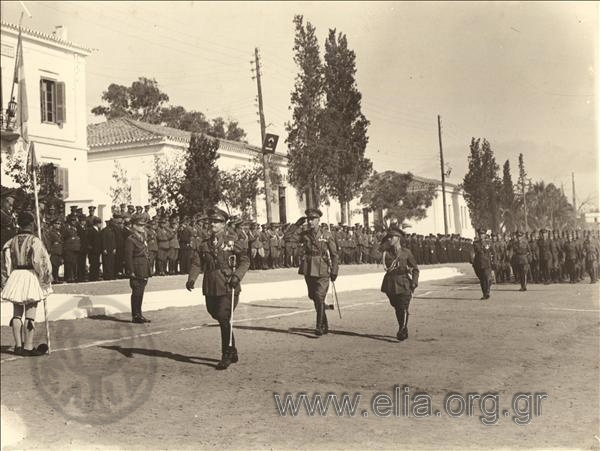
left=360, top=171, right=436, bottom=224
left=93, top=78, right=247, bottom=141
left=110, top=160, right=132, bottom=205
left=147, top=153, right=185, bottom=209
left=3, top=145, right=32, bottom=191
left=526, top=182, right=576, bottom=231
left=499, top=159, right=516, bottom=231
left=286, top=15, right=325, bottom=208
left=178, top=133, right=221, bottom=216
left=92, top=77, right=168, bottom=123
left=462, top=138, right=501, bottom=232
left=221, top=167, right=260, bottom=218
left=320, top=29, right=372, bottom=224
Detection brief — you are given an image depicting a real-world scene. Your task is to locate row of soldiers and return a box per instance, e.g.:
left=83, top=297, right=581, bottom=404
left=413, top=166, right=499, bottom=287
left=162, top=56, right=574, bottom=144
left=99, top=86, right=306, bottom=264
left=485, top=228, right=600, bottom=285
left=472, top=228, right=600, bottom=300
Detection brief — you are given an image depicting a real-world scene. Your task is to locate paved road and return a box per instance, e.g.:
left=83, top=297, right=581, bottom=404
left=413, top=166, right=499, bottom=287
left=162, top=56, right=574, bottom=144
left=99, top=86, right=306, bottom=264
left=1, top=268, right=599, bottom=449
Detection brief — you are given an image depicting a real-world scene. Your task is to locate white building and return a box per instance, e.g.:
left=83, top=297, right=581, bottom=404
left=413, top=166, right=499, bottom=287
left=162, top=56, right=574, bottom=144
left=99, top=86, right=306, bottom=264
left=0, top=22, right=108, bottom=210
left=87, top=118, right=475, bottom=235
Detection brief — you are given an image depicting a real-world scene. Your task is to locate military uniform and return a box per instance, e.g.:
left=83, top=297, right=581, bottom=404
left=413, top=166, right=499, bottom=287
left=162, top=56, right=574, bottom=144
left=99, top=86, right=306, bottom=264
left=187, top=208, right=250, bottom=370
left=87, top=219, right=102, bottom=281
left=472, top=231, right=493, bottom=299
left=125, top=214, right=152, bottom=323
left=380, top=229, right=419, bottom=341
left=62, top=219, right=80, bottom=283
left=47, top=221, right=63, bottom=283
left=287, top=208, right=339, bottom=336
left=510, top=233, right=531, bottom=291
left=101, top=218, right=118, bottom=280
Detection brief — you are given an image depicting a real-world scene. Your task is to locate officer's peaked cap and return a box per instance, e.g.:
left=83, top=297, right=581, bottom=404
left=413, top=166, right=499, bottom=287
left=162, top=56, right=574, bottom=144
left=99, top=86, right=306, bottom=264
left=305, top=208, right=323, bottom=219
left=206, top=208, right=229, bottom=222
left=131, top=213, right=147, bottom=226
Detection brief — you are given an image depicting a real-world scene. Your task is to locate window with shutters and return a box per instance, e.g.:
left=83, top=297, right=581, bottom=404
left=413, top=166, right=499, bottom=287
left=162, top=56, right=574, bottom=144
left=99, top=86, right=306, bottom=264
left=40, top=78, right=66, bottom=124
left=57, top=166, right=69, bottom=198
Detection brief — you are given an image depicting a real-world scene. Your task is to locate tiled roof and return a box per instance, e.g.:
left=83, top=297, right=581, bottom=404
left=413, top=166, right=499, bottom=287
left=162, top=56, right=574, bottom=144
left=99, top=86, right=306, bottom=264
left=87, top=117, right=266, bottom=156
left=412, top=174, right=459, bottom=189
left=1, top=21, right=93, bottom=53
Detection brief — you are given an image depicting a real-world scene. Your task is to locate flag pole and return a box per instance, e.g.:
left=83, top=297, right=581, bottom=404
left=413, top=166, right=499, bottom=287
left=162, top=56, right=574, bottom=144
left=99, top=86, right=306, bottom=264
left=30, top=142, right=51, bottom=354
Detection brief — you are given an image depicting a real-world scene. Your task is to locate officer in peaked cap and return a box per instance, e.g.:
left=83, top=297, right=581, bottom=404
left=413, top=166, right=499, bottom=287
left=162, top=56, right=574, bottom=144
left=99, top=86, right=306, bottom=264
left=284, top=207, right=339, bottom=336
left=380, top=228, right=419, bottom=341
left=186, top=207, right=250, bottom=370
left=125, top=213, right=152, bottom=323
left=472, top=228, right=493, bottom=300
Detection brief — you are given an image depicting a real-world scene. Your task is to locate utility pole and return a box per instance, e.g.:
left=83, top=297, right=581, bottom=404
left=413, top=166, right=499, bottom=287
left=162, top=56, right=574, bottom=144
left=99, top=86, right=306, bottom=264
left=522, top=179, right=528, bottom=232
left=437, top=115, right=449, bottom=234
left=572, top=172, right=577, bottom=219
left=253, top=47, right=273, bottom=222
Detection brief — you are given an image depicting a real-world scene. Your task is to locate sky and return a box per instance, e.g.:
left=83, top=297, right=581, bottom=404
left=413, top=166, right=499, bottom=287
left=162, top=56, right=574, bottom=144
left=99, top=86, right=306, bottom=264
left=2, top=1, right=598, bottom=208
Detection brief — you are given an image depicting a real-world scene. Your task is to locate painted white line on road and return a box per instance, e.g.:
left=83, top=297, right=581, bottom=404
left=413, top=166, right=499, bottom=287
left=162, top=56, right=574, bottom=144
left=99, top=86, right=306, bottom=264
left=546, top=308, right=600, bottom=313
left=0, top=299, right=387, bottom=363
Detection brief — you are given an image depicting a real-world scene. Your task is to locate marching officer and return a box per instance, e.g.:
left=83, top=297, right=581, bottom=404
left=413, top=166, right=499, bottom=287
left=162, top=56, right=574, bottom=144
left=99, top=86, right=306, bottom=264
left=471, top=229, right=493, bottom=300
left=124, top=214, right=153, bottom=323
left=186, top=208, right=250, bottom=370
left=286, top=208, right=339, bottom=336
left=380, top=228, right=419, bottom=341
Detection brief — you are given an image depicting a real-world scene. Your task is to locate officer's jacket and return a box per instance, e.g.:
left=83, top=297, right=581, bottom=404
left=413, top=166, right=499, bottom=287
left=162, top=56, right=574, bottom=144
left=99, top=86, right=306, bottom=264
left=537, top=238, right=553, bottom=262
left=511, top=238, right=530, bottom=265
left=87, top=226, right=102, bottom=254
left=583, top=239, right=599, bottom=262
left=146, top=227, right=158, bottom=252
left=124, top=231, right=151, bottom=279
left=249, top=230, right=263, bottom=249
left=178, top=225, right=193, bottom=246
left=47, top=229, right=63, bottom=255
left=529, top=241, right=539, bottom=261
left=101, top=224, right=117, bottom=253
left=562, top=241, right=579, bottom=261
left=168, top=226, right=179, bottom=249
left=188, top=232, right=250, bottom=296
left=62, top=225, right=81, bottom=252
left=472, top=238, right=493, bottom=270
left=380, top=245, right=419, bottom=296
left=157, top=227, right=171, bottom=249
left=288, top=225, right=338, bottom=278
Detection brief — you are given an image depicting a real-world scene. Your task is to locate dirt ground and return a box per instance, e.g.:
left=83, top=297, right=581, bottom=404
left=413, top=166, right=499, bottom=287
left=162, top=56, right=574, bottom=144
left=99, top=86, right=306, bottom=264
left=1, top=264, right=599, bottom=450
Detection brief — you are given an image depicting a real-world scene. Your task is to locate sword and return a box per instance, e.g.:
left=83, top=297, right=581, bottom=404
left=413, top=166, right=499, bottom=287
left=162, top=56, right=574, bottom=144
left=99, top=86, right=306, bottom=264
left=228, top=254, right=237, bottom=347
left=331, top=279, right=342, bottom=319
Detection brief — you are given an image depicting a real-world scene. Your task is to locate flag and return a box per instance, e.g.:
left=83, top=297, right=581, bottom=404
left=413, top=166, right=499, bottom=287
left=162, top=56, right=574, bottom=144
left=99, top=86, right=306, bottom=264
left=14, top=28, right=29, bottom=143
left=27, top=141, right=38, bottom=173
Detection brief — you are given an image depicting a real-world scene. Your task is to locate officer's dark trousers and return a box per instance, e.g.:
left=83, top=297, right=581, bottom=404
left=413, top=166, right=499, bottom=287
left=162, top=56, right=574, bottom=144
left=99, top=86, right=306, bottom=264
left=516, top=263, right=529, bottom=290
left=305, top=276, right=329, bottom=328
left=88, top=253, right=100, bottom=281
left=206, top=294, right=239, bottom=352
left=77, top=252, right=87, bottom=281
left=474, top=267, right=492, bottom=297
left=540, top=259, right=552, bottom=283
left=102, top=253, right=115, bottom=280
left=64, top=252, right=78, bottom=282
left=386, top=293, right=411, bottom=329
left=586, top=261, right=598, bottom=283
left=130, top=278, right=147, bottom=318
left=565, top=260, right=577, bottom=283
left=180, top=245, right=192, bottom=274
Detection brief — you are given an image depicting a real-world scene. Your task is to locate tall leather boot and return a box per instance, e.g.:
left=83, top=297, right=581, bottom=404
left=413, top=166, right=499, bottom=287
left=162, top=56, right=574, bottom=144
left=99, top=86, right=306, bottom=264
left=395, top=307, right=409, bottom=341
left=315, top=302, right=324, bottom=336
left=322, top=309, right=329, bottom=335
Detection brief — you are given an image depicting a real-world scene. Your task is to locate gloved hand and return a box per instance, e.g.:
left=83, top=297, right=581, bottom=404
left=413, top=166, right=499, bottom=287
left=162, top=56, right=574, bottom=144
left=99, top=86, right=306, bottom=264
left=228, top=274, right=240, bottom=289
left=185, top=280, right=194, bottom=291
left=295, top=216, right=306, bottom=226
left=410, top=283, right=418, bottom=292
left=330, top=273, right=337, bottom=282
